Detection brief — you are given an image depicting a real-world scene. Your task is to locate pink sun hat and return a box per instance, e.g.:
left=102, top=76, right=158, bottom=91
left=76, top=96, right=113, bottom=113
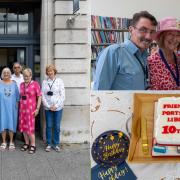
left=155, top=17, right=180, bottom=39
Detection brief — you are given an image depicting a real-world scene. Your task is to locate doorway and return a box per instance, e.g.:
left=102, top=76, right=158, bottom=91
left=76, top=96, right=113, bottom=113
left=0, top=47, right=26, bottom=74
left=0, top=2, right=41, bottom=133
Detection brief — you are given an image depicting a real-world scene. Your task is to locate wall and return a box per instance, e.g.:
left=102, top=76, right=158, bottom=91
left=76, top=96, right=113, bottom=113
left=41, top=0, right=90, bottom=143
left=91, top=0, right=180, bottom=20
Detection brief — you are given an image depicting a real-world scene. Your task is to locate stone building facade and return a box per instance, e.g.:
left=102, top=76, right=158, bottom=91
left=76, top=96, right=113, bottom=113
left=41, top=0, right=90, bottom=143
left=0, top=0, right=90, bottom=143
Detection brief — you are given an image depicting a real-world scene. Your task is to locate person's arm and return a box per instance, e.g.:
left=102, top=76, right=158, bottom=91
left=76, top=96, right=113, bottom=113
left=42, top=80, right=51, bottom=109
left=34, top=96, right=42, bottom=117
left=33, top=81, right=42, bottom=117
left=53, top=79, right=65, bottom=111
left=15, top=83, right=20, bottom=108
left=93, top=45, right=120, bottom=90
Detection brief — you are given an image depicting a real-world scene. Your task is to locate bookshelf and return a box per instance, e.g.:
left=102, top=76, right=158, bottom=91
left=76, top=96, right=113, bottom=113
left=91, top=15, right=131, bottom=83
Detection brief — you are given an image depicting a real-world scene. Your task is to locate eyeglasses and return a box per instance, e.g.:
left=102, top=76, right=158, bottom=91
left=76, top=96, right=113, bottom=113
left=14, top=66, right=20, bottom=69
left=134, top=26, right=156, bottom=36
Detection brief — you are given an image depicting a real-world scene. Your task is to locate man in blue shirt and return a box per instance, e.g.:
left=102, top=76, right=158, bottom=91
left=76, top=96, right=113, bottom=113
left=93, top=11, right=158, bottom=90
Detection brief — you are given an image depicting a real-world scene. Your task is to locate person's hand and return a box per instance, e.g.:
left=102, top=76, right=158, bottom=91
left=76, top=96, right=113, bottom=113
left=16, top=102, right=19, bottom=109
left=50, top=105, right=57, bottom=111
left=33, top=109, right=39, bottom=117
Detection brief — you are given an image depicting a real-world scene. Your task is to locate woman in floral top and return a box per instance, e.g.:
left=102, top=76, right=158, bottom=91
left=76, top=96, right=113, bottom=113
left=148, top=17, right=180, bottom=90
left=42, top=65, right=65, bottom=152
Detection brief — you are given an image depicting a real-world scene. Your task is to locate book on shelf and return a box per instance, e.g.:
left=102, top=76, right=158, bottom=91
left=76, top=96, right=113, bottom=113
left=91, top=46, right=104, bottom=60
left=91, top=15, right=131, bottom=60
left=91, top=31, right=123, bottom=44
left=91, top=15, right=131, bottom=29
left=91, top=15, right=131, bottom=85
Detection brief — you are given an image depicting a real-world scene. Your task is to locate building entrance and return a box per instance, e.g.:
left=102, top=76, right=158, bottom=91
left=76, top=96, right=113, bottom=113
left=0, top=2, right=41, bottom=78
left=0, top=2, right=41, bottom=132
left=0, top=47, right=26, bottom=73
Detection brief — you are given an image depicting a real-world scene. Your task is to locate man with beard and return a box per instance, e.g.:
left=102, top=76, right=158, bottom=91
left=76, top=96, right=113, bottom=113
left=93, top=11, right=158, bottom=90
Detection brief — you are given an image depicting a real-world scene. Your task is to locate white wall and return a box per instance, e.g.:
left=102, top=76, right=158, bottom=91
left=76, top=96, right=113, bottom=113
left=91, top=0, right=180, bottom=20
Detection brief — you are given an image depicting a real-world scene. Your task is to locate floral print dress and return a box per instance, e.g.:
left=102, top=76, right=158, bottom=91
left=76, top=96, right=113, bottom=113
left=148, top=51, right=180, bottom=90
left=19, top=81, right=41, bottom=135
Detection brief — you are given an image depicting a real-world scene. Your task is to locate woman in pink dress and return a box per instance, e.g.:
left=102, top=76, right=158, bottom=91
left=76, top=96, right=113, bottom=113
left=19, top=68, right=42, bottom=154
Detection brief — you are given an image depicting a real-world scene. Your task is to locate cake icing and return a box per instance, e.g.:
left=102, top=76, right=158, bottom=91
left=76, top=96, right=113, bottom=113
left=154, top=97, right=180, bottom=145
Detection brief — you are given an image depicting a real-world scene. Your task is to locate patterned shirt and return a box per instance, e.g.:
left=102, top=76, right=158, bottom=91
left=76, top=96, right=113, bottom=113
left=148, top=51, right=180, bottom=90
left=11, top=73, right=24, bottom=92
left=42, top=77, right=65, bottom=111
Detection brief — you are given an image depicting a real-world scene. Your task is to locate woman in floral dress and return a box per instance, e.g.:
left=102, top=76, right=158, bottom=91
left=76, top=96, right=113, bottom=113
left=148, top=17, right=180, bottom=90
left=19, top=68, right=42, bottom=154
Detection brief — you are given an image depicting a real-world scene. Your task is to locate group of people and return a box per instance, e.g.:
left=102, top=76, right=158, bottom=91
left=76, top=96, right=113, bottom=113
left=93, top=11, right=180, bottom=90
left=0, top=63, right=65, bottom=154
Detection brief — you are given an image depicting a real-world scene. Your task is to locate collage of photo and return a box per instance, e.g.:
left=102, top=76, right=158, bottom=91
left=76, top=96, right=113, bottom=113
left=0, top=0, right=179, bottom=179
left=90, top=0, right=180, bottom=180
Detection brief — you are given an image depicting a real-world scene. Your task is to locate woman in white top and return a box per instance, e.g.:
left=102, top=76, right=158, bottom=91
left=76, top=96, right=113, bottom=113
left=42, top=65, right=65, bottom=152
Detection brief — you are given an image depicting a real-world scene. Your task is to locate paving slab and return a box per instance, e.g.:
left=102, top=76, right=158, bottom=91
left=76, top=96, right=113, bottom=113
left=0, top=137, right=90, bottom=180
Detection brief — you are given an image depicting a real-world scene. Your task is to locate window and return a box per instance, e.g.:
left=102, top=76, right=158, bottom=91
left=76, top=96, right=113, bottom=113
left=0, top=8, right=29, bottom=35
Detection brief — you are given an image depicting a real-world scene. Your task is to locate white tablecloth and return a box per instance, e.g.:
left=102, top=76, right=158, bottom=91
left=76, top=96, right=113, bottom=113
left=90, top=91, right=180, bottom=180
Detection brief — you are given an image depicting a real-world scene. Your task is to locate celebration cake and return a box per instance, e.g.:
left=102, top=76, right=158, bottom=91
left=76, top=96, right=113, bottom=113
left=152, top=97, right=180, bottom=156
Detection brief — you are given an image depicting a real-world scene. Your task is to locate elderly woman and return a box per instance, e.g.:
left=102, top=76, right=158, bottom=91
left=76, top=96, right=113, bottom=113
left=19, top=68, right=42, bottom=154
left=0, top=67, right=19, bottom=150
left=42, top=65, right=65, bottom=152
left=148, top=17, right=180, bottom=90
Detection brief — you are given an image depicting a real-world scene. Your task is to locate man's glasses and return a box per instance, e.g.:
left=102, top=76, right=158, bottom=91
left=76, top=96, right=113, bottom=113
left=14, top=66, right=20, bottom=69
left=134, top=26, right=156, bottom=36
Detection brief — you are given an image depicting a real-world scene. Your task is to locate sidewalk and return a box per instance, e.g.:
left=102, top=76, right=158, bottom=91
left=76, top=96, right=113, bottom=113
left=0, top=137, right=90, bottom=180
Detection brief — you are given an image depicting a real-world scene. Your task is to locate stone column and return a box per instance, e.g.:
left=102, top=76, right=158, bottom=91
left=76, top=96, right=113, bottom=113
left=40, top=0, right=53, bottom=82
left=40, top=0, right=53, bottom=139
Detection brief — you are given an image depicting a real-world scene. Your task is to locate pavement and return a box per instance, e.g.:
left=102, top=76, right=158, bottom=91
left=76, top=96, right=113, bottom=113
left=0, top=136, right=90, bottom=180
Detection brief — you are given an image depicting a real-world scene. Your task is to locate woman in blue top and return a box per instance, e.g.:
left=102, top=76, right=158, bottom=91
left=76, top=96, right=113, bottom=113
left=0, top=67, right=19, bottom=151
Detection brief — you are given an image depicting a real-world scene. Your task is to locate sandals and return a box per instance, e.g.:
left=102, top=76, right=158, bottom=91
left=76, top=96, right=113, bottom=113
left=29, top=145, right=36, bottom=154
left=21, top=144, right=36, bottom=154
left=21, top=144, right=29, bottom=151
left=9, top=143, right=15, bottom=150
left=0, top=143, right=15, bottom=151
left=0, top=143, right=7, bottom=151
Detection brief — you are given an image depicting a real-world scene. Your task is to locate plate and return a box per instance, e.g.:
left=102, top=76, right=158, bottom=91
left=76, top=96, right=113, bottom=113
left=128, top=93, right=180, bottom=163
left=91, top=130, right=129, bottom=166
